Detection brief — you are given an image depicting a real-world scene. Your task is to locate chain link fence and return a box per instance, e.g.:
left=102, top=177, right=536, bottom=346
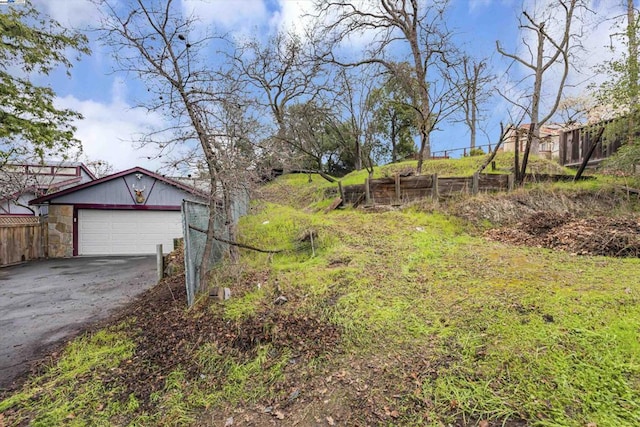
left=182, top=194, right=248, bottom=306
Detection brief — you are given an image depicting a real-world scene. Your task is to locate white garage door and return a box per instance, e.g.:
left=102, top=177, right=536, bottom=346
left=78, top=209, right=183, bottom=255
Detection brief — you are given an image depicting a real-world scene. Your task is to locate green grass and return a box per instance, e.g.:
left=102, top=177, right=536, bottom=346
left=0, top=325, right=137, bottom=426
left=233, top=179, right=640, bottom=425
left=0, top=326, right=292, bottom=426
left=144, top=345, right=290, bottom=426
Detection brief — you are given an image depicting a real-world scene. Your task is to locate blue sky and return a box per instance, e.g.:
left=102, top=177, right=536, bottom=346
left=17, top=0, right=631, bottom=171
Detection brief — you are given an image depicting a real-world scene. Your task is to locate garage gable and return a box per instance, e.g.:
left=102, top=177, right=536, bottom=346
left=29, top=167, right=207, bottom=257
left=30, top=167, right=205, bottom=207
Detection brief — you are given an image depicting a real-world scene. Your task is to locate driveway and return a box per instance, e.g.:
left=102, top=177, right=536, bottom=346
left=0, top=256, right=157, bottom=389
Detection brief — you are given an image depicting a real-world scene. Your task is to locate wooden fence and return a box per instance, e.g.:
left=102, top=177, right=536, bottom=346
left=558, top=117, right=634, bottom=170
left=340, top=173, right=579, bottom=207
left=0, top=217, right=48, bottom=266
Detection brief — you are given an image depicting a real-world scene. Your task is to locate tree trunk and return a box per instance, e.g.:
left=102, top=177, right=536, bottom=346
left=470, top=62, right=479, bottom=150
left=222, top=182, right=239, bottom=264
left=470, top=98, right=477, bottom=150
left=354, top=137, right=362, bottom=171
left=530, top=29, right=545, bottom=156
left=416, top=125, right=429, bottom=174
left=391, top=115, right=397, bottom=162
left=627, top=0, right=638, bottom=145
left=514, top=130, right=520, bottom=183
left=519, top=123, right=536, bottom=184
left=628, top=0, right=638, bottom=103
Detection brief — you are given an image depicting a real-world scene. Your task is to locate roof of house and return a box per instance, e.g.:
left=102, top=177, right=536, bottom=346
left=508, top=123, right=565, bottom=138
left=0, top=161, right=96, bottom=202
left=29, top=166, right=207, bottom=205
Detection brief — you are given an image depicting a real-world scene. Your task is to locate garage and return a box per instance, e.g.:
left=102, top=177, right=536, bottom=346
left=29, top=167, right=206, bottom=258
left=78, top=210, right=183, bottom=255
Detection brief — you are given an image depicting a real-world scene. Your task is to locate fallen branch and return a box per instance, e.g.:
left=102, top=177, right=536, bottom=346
left=188, top=225, right=285, bottom=254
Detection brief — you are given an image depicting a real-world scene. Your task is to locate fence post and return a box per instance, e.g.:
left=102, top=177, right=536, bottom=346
left=338, top=181, right=344, bottom=201
left=491, top=161, right=496, bottom=171
left=472, top=172, right=479, bottom=195
left=394, top=174, right=401, bottom=205
left=157, top=244, right=164, bottom=282
left=365, top=177, right=372, bottom=206
left=431, top=173, right=439, bottom=199
left=507, top=174, right=515, bottom=191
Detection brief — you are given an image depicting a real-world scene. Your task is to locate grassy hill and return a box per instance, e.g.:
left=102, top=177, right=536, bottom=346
left=2, top=157, right=640, bottom=426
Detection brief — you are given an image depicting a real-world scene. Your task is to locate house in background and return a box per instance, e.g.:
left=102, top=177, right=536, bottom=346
left=0, top=161, right=96, bottom=217
left=502, top=123, right=566, bottom=160
left=29, top=166, right=206, bottom=258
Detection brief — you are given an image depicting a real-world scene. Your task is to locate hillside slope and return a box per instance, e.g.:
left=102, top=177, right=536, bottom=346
left=2, top=161, right=640, bottom=426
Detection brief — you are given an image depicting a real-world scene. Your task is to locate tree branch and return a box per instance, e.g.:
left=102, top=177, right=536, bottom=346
left=188, top=224, right=285, bottom=254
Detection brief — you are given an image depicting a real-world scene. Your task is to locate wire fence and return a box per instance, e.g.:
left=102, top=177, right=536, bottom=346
left=182, top=193, right=248, bottom=306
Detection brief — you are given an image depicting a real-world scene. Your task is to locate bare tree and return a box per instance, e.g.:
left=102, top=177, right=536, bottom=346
left=98, top=0, right=257, bottom=293
left=497, top=0, right=584, bottom=181
left=556, top=95, right=597, bottom=125
left=232, top=30, right=327, bottom=171
left=456, top=56, right=493, bottom=150
left=282, top=101, right=336, bottom=171
left=314, top=0, right=462, bottom=173
left=326, top=66, right=384, bottom=175
left=84, top=159, right=114, bottom=178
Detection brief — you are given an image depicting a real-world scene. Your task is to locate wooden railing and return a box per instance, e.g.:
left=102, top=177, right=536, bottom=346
left=430, top=143, right=496, bottom=159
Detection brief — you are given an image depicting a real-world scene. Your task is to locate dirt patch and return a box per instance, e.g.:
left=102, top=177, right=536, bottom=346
left=485, top=212, right=640, bottom=257
left=99, top=275, right=341, bottom=418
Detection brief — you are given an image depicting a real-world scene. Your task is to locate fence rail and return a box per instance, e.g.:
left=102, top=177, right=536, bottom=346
left=341, top=173, right=578, bottom=207
left=430, top=143, right=496, bottom=159
left=0, top=218, right=47, bottom=266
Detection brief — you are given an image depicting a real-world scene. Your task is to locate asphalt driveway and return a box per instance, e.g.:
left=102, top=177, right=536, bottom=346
left=0, top=256, right=157, bottom=389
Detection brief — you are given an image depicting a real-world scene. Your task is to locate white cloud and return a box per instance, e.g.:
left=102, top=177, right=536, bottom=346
left=566, top=0, right=626, bottom=91
left=272, top=0, right=393, bottom=54
left=33, top=0, right=98, bottom=28
left=501, top=0, right=627, bottom=116
left=54, top=78, right=170, bottom=172
left=181, top=0, right=268, bottom=32
left=271, top=0, right=316, bottom=35
left=469, top=0, right=493, bottom=12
